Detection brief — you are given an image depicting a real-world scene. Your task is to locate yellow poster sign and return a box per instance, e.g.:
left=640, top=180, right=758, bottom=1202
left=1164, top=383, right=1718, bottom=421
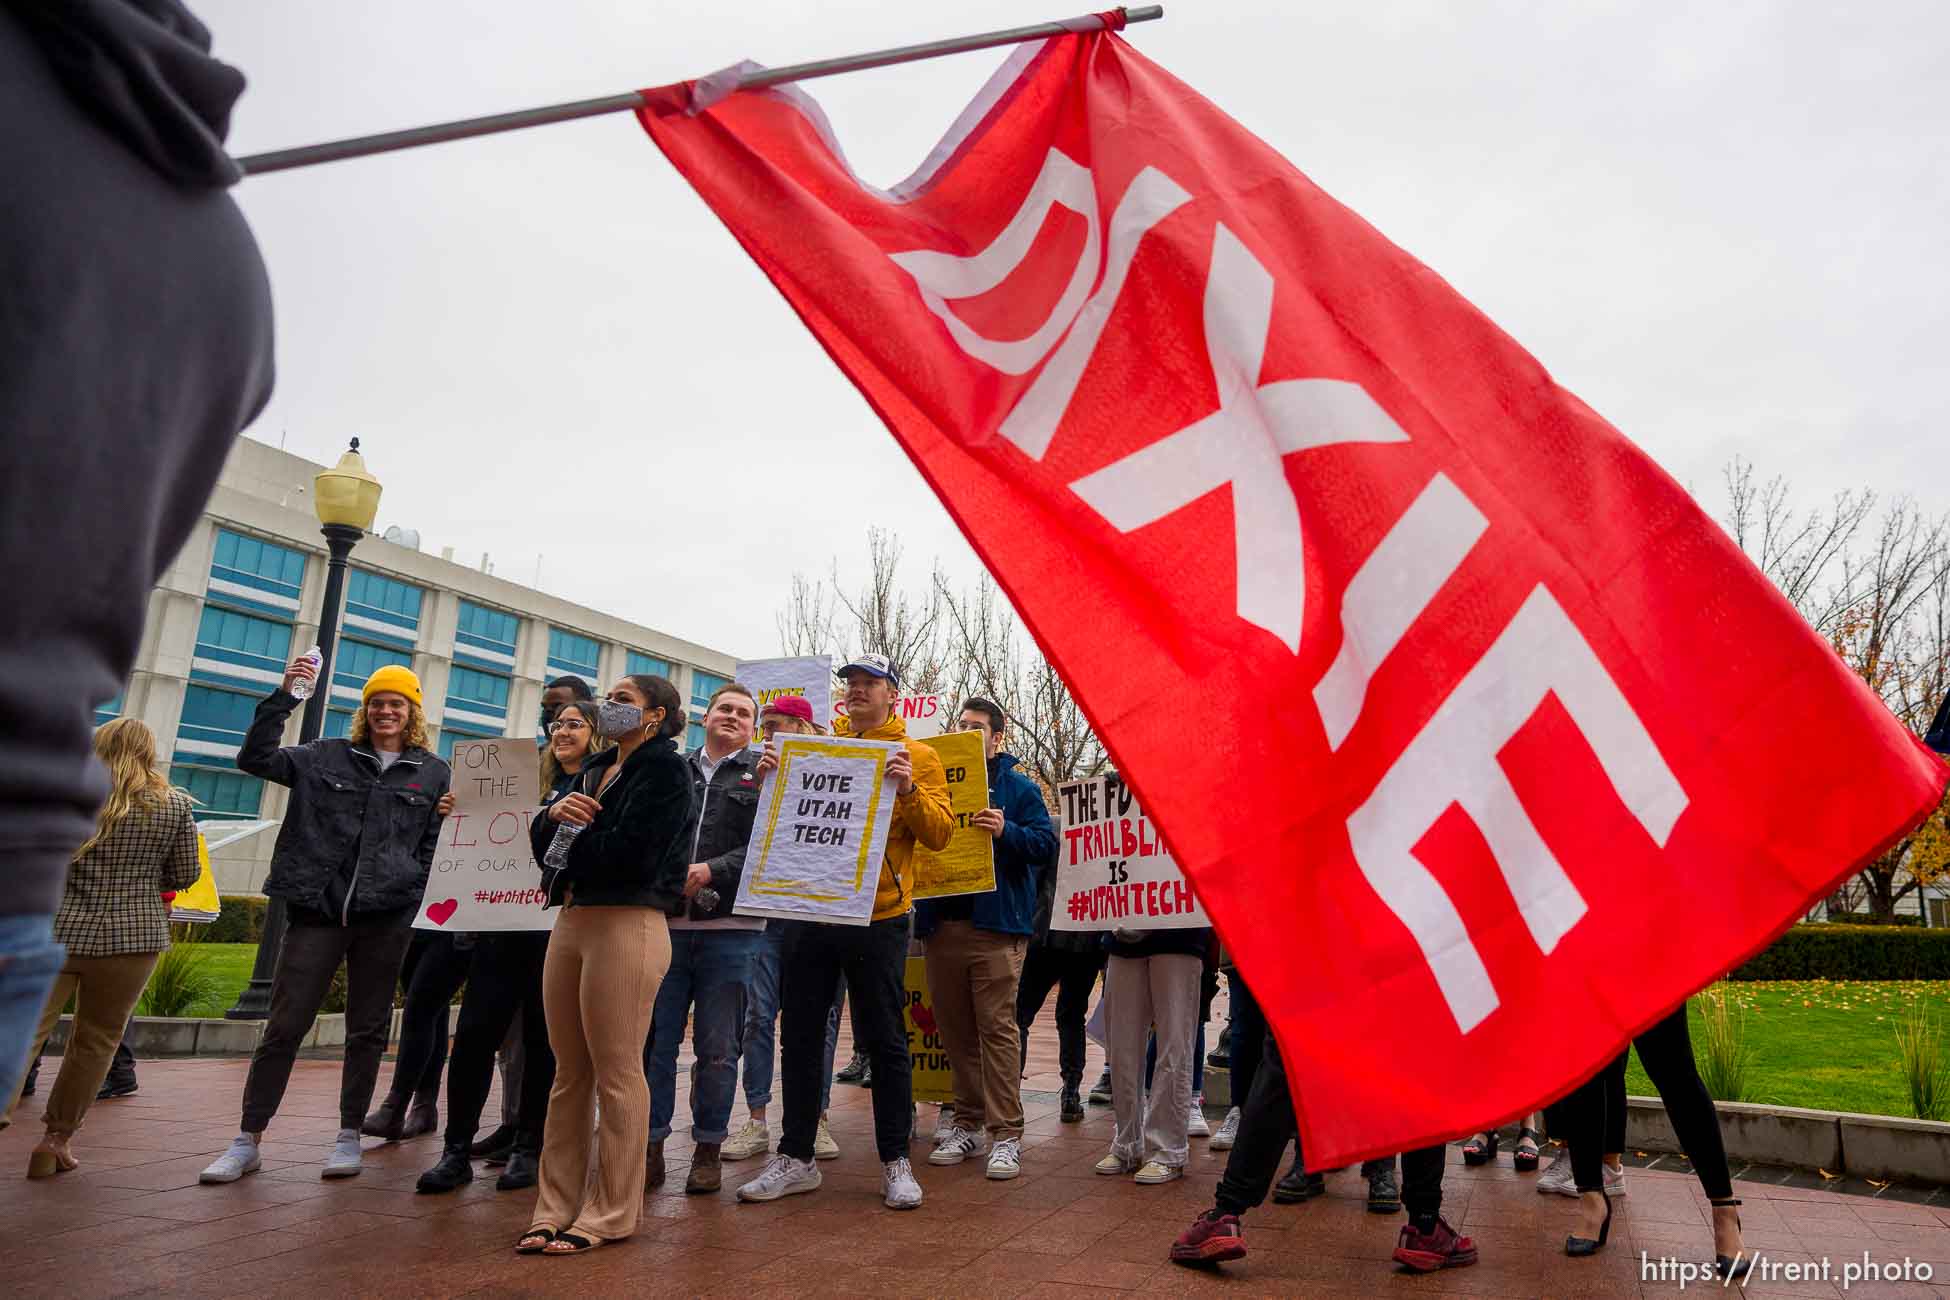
left=905, top=956, right=954, bottom=1104
left=911, top=730, right=995, bottom=900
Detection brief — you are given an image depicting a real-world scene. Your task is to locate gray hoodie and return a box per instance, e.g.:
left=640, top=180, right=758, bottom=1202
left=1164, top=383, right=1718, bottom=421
left=0, top=0, right=275, bottom=915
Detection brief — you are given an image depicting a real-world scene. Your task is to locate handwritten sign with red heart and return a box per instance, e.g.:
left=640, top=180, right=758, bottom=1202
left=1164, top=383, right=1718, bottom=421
left=426, top=898, right=458, bottom=927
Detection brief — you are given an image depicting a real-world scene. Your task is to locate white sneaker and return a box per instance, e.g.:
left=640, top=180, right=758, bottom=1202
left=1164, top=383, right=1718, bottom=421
left=722, top=1117, right=771, bottom=1161
left=933, top=1105, right=956, bottom=1142
left=199, top=1135, right=262, bottom=1184
left=321, top=1128, right=363, bottom=1179
left=1536, top=1151, right=1577, bottom=1197
left=1094, top=1150, right=1137, bottom=1176
left=928, top=1125, right=989, bottom=1166
left=813, top=1116, right=841, bottom=1161
left=883, top=1156, right=923, bottom=1210
left=1209, top=1106, right=1242, bottom=1151
left=1187, top=1094, right=1211, bottom=1139
left=1134, top=1159, right=1182, bottom=1184
left=737, top=1152, right=821, bottom=1202
left=1604, top=1161, right=1627, bottom=1198
left=986, top=1137, right=1022, bottom=1181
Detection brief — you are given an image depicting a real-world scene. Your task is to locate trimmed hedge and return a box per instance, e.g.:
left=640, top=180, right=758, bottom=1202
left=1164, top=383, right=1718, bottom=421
left=1732, top=924, right=1950, bottom=981
left=1822, top=912, right=1924, bottom=927
left=204, top=895, right=269, bottom=944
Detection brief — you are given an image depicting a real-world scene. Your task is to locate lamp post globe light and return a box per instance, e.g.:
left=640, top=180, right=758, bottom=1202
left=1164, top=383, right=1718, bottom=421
left=227, top=439, right=383, bottom=1019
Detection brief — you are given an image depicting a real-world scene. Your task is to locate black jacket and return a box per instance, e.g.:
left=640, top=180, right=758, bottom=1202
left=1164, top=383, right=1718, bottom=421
left=529, top=738, right=692, bottom=911
left=238, top=690, right=450, bottom=921
left=681, top=744, right=761, bottom=922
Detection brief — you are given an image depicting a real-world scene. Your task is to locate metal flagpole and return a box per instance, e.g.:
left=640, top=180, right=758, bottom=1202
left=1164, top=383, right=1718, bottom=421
left=235, top=6, right=1164, bottom=177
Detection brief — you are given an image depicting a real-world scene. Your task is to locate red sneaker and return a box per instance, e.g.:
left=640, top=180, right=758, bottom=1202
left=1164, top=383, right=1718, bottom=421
left=1393, top=1216, right=1479, bottom=1273
left=1170, top=1209, right=1247, bottom=1265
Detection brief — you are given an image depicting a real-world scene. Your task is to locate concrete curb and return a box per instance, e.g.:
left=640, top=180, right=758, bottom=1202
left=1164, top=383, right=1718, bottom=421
left=45, top=1009, right=405, bottom=1057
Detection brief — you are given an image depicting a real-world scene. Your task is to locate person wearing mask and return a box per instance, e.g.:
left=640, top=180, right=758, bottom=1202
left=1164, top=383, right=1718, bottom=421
left=736, top=654, right=953, bottom=1211
left=4, top=720, right=201, bottom=1176
left=415, top=698, right=607, bottom=1195
left=1168, top=1019, right=1474, bottom=1272
left=1015, top=847, right=1107, bottom=1125
left=723, top=694, right=845, bottom=1165
left=1094, top=921, right=1211, bottom=1185
left=200, top=662, right=450, bottom=1184
left=517, top=675, right=691, bottom=1256
left=0, top=0, right=274, bottom=1106
left=918, top=698, right=1057, bottom=1181
left=644, top=683, right=764, bottom=1195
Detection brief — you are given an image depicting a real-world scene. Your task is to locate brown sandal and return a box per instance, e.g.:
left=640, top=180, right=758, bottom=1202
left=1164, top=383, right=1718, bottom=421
left=26, top=1135, right=78, bottom=1179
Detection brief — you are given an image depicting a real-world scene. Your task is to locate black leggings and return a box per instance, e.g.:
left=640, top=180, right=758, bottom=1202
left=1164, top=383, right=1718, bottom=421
left=1546, top=1050, right=1625, bottom=1154
left=1225, top=970, right=1266, bottom=1109
left=444, top=931, right=554, bottom=1154
left=379, top=930, right=470, bottom=1106
left=1567, top=1006, right=1730, bottom=1198
left=1015, top=944, right=1104, bottom=1087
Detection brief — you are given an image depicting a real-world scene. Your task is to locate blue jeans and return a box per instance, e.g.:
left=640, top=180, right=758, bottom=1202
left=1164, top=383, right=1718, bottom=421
left=741, top=925, right=784, bottom=1110
left=645, top=928, right=761, bottom=1144
left=0, top=914, right=66, bottom=1110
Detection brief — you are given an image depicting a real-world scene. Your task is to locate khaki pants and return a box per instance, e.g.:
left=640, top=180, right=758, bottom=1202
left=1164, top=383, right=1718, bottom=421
left=532, top=906, right=670, bottom=1243
left=1105, top=952, right=1200, bottom=1168
left=7, top=951, right=158, bottom=1135
left=924, top=921, right=1026, bottom=1141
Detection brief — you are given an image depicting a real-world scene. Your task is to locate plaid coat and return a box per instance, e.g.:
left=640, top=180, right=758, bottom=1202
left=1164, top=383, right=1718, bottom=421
left=54, top=787, right=202, bottom=957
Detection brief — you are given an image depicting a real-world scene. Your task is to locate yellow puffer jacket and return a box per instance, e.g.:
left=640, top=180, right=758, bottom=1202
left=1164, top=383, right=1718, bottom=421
left=832, top=710, right=954, bottom=921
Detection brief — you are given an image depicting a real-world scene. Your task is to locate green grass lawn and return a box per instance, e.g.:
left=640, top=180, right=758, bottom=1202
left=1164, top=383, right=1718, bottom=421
left=186, top=943, right=259, bottom=1018
left=1622, top=980, right=1950, bottom=1119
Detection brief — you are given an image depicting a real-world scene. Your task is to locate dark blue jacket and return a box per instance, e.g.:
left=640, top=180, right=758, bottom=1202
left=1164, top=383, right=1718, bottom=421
left=915, top=752, right=1057, bottom=939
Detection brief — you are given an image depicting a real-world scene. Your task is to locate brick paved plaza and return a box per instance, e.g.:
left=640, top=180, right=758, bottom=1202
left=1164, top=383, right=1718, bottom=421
left=4, top=1011, right=1947, bottom=1299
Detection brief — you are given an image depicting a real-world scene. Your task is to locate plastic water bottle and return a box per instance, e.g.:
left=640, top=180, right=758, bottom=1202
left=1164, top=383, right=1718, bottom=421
left=289, top=645, right=322, bottom=701
left=542, top=820, right=585, bottom=870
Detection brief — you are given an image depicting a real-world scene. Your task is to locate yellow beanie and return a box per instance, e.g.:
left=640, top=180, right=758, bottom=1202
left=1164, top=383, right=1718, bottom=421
left=362, top=664, right=423, bottom=707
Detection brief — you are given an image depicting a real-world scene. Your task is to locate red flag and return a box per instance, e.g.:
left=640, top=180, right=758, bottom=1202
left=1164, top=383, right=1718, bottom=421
left=640, top=32, right=1945, bottom=1164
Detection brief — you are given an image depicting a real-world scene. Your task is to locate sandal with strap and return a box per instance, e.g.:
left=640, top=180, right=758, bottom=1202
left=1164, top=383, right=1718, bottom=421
left=542, top=1231, right=603, bottom=1256
left=1460, top=1131, right=1498, bottom=1167
left=1512, top=1127, right=1541, bottom=1173
left=515, top=1228, right=558, bottom=1255
left=1710, top=1198, right=1751, bottom=1281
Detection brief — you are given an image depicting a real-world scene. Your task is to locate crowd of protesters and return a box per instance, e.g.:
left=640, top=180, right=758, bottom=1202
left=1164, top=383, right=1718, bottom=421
left=0, top=649, right=1763, bottom=1280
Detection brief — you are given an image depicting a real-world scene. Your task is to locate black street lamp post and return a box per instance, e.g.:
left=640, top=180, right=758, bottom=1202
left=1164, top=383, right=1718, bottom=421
left=227, top=440, right=381, bottom=1019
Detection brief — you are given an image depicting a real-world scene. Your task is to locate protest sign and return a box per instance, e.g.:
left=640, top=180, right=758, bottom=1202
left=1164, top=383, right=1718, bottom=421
left=736, top=654, right=832, bottom=730
left=414, top=737, right=551, bottom=932
left=733, top=733, right=900, bottom=925
left=911, top=729, right=995, bottom=900
left=1051, top=773, right=1208, bottom=931
left=832, top=691, right=947, bottom=739
left=905, top=957, right=954, bottom=1104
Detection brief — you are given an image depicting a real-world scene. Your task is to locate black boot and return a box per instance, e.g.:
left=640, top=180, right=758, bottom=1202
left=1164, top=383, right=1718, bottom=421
left=1272, top=1147, right=1326, bottom=1204
left=495, top=1147, right=539, bottom=1191
left=469, top=1123, right=516, bottom=1161
left=1060, top=1083, right=1085, bottom=1123
left=361, top=1093, right=408, bottom=1141
left=400, top=1096, right=439, bottom=1140
left=415, top=1144, right=474, bottom=1194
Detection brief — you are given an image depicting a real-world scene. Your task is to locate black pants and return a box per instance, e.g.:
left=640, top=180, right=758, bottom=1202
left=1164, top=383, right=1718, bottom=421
left=1568, top=1006, right=1730, bottom=1198
left=1226, top=970, right=1266, bottom=1109
left=779, top=916, right=911, bottom=1162
left=1213, top=1028, right=1442, bottom=1221
left=241, top=909, right=412, bottom=1132
left=378, top=930, right=470, bottom=1107
left=1546, top=1050, right=1624, bottom=1153
left=1015, top=944, right=1104, bottom=1087
left=444, top=931, right=554, bottom=1154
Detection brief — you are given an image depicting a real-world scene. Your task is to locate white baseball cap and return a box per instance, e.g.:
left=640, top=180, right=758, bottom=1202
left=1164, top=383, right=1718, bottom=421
left=838, top=653, right=900, bottom=686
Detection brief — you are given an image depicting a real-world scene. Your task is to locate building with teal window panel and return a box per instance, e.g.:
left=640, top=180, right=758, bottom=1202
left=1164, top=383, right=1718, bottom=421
left=120, top=437, right=734, bottom=893
left=691, top=670, right=732, bottom=712
left=626, top=650, right=672, bottom=679
left=344, top=569, right=421, bottom=651
left=455, top=599, right=519, bottom=672
left=208, top=527, right=306, bottom=619
left=93, top=692, right=124, bottom=728
left=547, top=627, right=601, bottom=683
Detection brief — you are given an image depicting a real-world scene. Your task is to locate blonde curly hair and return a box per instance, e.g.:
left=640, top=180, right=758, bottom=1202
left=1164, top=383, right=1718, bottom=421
left=349, top=698, right=431, bottom=751
left=78, top=717, right=176, bottom=860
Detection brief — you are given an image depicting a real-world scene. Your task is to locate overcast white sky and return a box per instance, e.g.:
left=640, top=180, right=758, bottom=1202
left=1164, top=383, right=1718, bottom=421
left=202, top=1, right=1949, bottom=660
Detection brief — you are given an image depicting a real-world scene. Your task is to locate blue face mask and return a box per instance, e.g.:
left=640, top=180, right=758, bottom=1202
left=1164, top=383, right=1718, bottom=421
left=596, top=699, right=644, bottom=739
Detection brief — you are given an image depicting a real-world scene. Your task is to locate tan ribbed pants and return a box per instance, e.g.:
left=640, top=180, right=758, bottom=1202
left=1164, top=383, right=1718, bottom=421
left=6, top=951, right=157, bottom=1135
left=532, top=905, right=670, bottom=1242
